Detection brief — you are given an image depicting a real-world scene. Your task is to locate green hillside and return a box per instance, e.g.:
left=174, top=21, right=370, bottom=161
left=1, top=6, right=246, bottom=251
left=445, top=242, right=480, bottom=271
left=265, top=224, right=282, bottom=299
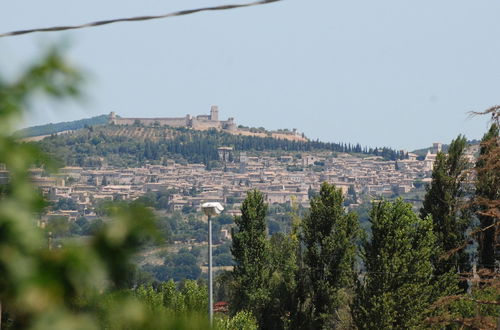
left=15, top=114, right=109, bottom=138
left=34, top=124, right=406, bottom=167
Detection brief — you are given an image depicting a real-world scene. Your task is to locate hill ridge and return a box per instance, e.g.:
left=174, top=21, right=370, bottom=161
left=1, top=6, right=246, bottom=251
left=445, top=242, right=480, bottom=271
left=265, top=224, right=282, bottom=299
left=34, top=124, right=406, bottom=168
left=16, top=115, right=109, bottom=138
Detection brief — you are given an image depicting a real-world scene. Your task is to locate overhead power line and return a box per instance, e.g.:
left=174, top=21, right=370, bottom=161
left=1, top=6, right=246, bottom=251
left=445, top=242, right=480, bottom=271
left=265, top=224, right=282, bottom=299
left=0, top=0, right=282, bottom=38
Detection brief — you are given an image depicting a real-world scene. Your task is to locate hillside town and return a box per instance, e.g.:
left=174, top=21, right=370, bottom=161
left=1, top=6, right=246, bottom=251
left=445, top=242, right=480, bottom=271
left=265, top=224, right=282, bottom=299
left=15, top=142, right=466, bottom=224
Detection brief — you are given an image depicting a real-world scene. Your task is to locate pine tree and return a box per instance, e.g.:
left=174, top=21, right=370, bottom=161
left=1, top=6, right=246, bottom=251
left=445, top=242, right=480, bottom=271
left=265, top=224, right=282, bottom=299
left=475, top=123, right=499, bottom=270
left=354, top=199, right=438, bottom=329
left=301, top=182, right=359, bottom=329
left=230, top=189, right=270, bottom=323
left=420, top=135, right=471, bottom=276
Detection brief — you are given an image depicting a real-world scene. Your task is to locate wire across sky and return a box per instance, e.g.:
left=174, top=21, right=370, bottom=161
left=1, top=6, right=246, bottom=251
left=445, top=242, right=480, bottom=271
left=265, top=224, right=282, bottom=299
left=0, top=0, right=282, bottom=38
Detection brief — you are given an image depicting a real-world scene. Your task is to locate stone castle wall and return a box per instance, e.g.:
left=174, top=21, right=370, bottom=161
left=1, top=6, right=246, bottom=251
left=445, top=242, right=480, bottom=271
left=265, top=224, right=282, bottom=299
left=108, top=106, right=236, bottom=131
left=111, top=117, right=188, bottom=127
left=191, top=119, right=222, bottom=130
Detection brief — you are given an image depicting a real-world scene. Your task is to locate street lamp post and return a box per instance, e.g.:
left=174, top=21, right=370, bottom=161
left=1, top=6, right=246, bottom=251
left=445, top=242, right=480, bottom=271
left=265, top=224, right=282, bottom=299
left=201, top=202, right=224, bottom=324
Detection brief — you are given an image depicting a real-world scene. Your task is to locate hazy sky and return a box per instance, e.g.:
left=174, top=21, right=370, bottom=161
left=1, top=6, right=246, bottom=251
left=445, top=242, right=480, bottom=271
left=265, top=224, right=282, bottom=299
left=1, top=0, right=499, bottom=150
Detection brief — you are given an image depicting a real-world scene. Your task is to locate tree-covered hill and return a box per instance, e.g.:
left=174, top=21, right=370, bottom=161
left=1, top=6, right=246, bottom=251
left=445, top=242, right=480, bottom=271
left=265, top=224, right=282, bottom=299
left=34, top=124, right=406, bottom=167
left=15, top=114, right=109, bottom=138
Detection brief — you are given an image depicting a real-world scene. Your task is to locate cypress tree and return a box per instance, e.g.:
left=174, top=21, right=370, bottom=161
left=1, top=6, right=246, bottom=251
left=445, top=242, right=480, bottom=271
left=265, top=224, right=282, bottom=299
left=354, top=199, right=437, bottom=329
left=475, top=123, right=499, bottom=270
left=420, top=135, right=471, bottom=276
left=301, top=182, right=359, bottom=329
left=230, top=189, right=270, bottom=323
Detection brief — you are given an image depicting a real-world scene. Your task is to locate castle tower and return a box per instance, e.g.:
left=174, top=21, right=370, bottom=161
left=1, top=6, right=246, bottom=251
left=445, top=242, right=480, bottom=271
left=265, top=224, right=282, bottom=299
left=109, top=111, right=117, bottom=124
left=432, top=142, right=442, bottom=154
left=224, top=117, right=237, bottom=131
left=210, top=105, right=219, bottom=121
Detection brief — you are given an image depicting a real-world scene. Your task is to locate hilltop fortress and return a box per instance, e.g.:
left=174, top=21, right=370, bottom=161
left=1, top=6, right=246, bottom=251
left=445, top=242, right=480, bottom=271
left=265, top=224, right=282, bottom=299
left=108, top=105, right=308, bottom=142
left=108, top=106, right=237, bottom=131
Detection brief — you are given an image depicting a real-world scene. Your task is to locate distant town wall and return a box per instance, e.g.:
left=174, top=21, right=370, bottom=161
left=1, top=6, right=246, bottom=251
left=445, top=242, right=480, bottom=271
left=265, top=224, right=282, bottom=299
left=108, top=106, right=237, bottom=131
left=108, top=106, right=299, bottom=140
left=192, top=119, right=222, bottom=130
left=111, top=117, right=189, bottom=127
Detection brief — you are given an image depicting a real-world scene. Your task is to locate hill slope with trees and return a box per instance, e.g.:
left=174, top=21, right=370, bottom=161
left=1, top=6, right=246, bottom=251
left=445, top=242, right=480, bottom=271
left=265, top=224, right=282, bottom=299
left=34, top=124, right=406, bottom=167
left=15, top=114, right=109, bottom=138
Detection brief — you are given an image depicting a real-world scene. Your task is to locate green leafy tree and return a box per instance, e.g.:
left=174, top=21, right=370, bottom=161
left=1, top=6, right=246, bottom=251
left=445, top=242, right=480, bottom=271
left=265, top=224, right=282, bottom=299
left=475, top=123, right=499, bottom=270
left=230, top=189, right=270, bottom=324
left=354, top=199, right=439, bottom=329
left=215, top=310, right=258, bottom=330
left=54, top=197, right=78, bottom=210
left=420, top=135, right=471, bottom=276
left=307, top=186, right=317, bottom=200
left=45, top=215, right=71, bottom=238
left=301, top=182, right=360, bottom=329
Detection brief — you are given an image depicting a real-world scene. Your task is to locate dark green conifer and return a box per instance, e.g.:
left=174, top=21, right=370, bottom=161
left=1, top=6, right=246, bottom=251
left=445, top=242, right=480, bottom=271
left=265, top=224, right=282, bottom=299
left=230, top=189, right=270, bottom=322
left=354, top=199, right=437, bottom=329
left=475, top=123, right=499, bottom=270
left=420, top=135, right=471, bottom=275
left=301, top=182, right=359, bottom=329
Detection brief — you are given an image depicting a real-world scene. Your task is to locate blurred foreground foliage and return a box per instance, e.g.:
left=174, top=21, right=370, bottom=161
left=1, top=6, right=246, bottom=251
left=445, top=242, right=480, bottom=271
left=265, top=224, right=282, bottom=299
left=0, top=48, right=256, bottom=329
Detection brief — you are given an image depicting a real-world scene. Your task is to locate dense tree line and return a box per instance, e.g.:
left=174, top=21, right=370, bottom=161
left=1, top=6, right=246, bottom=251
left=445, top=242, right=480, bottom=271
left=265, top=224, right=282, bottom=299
left=35, top=125, right=407, bottom=168
left=144, top=248, right=202, bottom=282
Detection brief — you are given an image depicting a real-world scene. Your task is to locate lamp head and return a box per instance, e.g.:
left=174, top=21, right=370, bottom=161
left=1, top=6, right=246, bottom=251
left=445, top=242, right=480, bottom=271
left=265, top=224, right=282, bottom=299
left=201, top=202, right=224, bottom=216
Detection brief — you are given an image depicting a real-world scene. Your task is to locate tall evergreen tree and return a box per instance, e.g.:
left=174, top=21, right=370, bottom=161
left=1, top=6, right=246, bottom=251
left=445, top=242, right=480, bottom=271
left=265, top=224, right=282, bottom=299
left=261, top=233, right=299, bottom=330
left=354, top=199, right=438, bottom=329
left=301, top=182, right=359, bottom=329
left=420, top=135, right=471, bottom=275
left=475, top=123, right=499, bottom=270
left=230, top=189, right=270, bottom=324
